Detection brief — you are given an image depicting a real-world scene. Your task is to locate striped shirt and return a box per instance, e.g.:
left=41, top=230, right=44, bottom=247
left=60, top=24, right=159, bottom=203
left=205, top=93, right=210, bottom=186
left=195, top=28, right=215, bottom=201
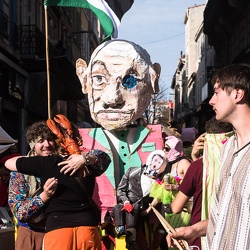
left=206, top=136, right=250, bottom=250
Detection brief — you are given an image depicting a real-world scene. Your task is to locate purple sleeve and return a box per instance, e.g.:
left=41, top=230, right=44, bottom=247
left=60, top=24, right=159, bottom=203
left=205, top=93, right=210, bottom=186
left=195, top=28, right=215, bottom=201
left=178, top=159, right=202, bottom=198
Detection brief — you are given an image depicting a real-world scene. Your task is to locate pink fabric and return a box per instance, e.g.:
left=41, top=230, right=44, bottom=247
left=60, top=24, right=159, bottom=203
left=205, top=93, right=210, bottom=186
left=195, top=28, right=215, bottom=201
left=165, top=136, right=184, bottom=161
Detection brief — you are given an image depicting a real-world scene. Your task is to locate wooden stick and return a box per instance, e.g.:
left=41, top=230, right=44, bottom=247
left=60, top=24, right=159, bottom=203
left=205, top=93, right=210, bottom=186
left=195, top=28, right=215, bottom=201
left=44, top=5, right=51, bottom=119
left=149, top=204, right=190, bottom=250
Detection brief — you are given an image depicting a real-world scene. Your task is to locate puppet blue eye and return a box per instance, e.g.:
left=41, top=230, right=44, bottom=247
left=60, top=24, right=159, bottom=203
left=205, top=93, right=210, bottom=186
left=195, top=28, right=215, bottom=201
left=122, top=75, right=137, bottom=89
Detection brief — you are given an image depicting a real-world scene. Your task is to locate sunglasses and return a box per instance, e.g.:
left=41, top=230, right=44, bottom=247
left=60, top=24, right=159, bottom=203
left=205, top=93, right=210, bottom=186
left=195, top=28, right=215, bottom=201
left=163, top=147, right=171, bottom=152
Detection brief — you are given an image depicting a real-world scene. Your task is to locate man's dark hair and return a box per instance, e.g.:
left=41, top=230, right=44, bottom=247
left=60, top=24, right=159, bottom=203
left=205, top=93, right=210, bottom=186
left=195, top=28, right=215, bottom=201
left=211, top=63, right=250, bottom=106
left=205, top=116, right=233, bottom=134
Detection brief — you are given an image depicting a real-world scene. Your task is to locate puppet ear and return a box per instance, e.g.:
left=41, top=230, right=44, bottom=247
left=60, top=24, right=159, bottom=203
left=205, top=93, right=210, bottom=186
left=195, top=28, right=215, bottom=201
left=76, top=58, right=88, bottom=94
left=150, top=63, right=161, bottom=94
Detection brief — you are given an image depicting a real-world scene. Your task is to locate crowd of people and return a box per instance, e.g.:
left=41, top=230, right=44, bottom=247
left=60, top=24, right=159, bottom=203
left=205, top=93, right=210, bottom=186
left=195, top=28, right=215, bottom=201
left=166, top=63, right=250, bottom=250
left=1, top=37, right=250, bottom=250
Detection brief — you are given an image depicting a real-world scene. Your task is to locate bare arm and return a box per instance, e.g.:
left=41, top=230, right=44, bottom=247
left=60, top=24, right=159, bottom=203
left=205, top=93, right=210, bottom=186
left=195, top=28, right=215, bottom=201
left=5, top=156, right=23, bottom=171
left=177, top=159, right=191, bottom=179
left=171, top=191, right=189, bottom=214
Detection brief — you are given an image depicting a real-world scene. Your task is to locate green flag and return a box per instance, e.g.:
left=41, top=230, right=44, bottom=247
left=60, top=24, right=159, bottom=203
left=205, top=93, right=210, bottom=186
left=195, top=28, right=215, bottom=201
left=44, top=0, right=134, bottom=40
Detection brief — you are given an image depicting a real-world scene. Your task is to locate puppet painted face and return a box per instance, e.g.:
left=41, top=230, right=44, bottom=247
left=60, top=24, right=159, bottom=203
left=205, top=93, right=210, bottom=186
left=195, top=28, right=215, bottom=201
left=149, top=154, right=165, bottom=172
left=76, top=40, right=160, bottom=130
left=144, top=150, right=167, bottom=177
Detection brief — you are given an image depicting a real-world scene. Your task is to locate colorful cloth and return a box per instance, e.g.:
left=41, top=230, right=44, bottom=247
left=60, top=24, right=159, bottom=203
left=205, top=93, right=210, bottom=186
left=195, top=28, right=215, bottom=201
left=150, top=176, right=178, bottom=204
left=149, top=175, right=191, bottom=229
left=8, top=172, right=44, bottom=224
left=201, top=131, right=234, bottom=221
left=8, top=171, right=46, bottom=246
left=201, top=131, right=233, bottom=249
left=44, top=0, right=134, bottom=40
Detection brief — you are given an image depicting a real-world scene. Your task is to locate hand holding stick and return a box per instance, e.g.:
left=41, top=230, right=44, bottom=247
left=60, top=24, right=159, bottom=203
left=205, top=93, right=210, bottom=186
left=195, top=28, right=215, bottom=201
left=149, top=203, right=190, bottom=250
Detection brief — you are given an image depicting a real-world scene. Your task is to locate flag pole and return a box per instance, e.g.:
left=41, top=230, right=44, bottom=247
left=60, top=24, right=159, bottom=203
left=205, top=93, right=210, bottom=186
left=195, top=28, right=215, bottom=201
left=149, top=204, right=190, bottom=250
left=44, top=5, right=51, bottom=119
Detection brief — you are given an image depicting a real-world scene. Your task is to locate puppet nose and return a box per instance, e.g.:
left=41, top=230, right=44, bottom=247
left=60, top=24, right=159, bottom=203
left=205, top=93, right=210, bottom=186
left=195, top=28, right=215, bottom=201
left=101, top=76, right=124, bottom=108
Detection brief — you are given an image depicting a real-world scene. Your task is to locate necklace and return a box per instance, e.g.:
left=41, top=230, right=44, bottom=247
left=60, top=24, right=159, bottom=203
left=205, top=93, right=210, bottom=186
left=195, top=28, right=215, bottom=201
left=234, top=133, right=250, bottom=155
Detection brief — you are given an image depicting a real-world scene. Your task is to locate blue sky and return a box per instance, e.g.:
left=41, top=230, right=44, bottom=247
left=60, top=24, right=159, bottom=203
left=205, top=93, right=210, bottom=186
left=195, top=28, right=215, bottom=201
left=118, top=0, right=206, bottom=99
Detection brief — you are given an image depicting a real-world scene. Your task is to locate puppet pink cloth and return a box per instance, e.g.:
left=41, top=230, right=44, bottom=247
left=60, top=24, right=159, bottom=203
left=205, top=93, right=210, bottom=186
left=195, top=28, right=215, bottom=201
left=165, top=136, right=184, bottom=161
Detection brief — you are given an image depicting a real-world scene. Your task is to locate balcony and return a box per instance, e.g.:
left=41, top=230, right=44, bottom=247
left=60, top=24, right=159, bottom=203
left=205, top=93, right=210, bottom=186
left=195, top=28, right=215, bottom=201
left=0, top=10, right=8, bottom=40
left=9, top=22, right=19, bottom=49
left=0, top=10, right=19, bottom=50
left=19, top=25, right=59, bottom=60
left=203, top=0, right=221, bottom=35
left=204, top=0, right=247, bottom=49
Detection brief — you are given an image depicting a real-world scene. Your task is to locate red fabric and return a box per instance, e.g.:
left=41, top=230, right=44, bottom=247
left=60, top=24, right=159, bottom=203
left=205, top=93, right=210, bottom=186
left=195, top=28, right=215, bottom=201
left=178, top=158, right=203, bottom=248
left=122, top=203, right=133, bottom=213
left=0, top=153, right=21, bottom=164
left=0, top=180, right=8, bottom=206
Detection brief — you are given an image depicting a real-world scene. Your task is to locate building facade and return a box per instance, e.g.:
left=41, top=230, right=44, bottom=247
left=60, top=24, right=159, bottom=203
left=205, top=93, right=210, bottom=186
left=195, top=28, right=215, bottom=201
left=0, top=0, right=102, bottom=153
left=171, top=4, right=206, bottom=132
left=171, top=0, right=250, bottom=134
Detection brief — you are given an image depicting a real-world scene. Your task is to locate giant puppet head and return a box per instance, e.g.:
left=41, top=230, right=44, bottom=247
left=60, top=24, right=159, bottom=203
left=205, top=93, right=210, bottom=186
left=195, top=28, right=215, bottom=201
left=76, top=39, right=161, bottom=130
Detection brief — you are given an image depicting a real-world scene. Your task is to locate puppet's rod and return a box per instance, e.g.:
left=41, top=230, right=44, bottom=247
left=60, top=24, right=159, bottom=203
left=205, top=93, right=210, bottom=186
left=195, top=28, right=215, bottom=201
left=44, top=5, right=51, bottom=119
left=149, top=203, right=191, bottom=250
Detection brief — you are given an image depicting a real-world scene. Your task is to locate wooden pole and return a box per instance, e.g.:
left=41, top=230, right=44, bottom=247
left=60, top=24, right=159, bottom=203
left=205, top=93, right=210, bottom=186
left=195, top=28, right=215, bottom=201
left=149, top=204, right=190, bottom=250
left=44, top=5, right=51, bottom=119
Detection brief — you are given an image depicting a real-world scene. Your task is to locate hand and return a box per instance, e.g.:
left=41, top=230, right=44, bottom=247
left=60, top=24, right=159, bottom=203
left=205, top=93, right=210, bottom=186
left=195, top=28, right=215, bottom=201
left=191, top=133, right=206, bottom=161
left=141, top=207, right=151, bottom=216
left=58, top=154, right=89, bottom=176
left=166, top=220, right=208, bottom=248
left=40, top=177, right=58, bottom=203
left=166, top=226, right=194, bottom=249
left=164, top=184, right=178, bottom=191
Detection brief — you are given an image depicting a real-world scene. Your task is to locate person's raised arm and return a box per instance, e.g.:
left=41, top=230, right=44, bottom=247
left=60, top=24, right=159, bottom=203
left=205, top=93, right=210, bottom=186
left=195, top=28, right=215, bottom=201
left=58, top=149, right=111, bottom=177
left=191, top=133, right=206, bottom=161
left=5, top=156, right=23, bottom=171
